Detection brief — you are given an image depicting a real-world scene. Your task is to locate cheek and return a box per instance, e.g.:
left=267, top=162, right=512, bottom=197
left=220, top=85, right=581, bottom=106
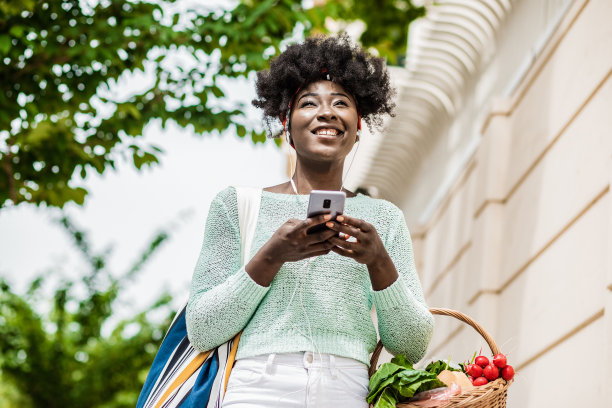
left=288, top=112, right=311, bottom=134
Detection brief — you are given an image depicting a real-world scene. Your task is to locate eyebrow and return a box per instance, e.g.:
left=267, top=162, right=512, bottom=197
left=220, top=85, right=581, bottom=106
left=297, top=92, right=352, bottom=102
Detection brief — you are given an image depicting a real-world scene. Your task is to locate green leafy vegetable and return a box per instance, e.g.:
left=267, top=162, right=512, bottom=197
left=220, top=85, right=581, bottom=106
left=391, top=354, right=414, bottom=369
left=368, top=362, right=409, bottom=403
left=425, top=358, right=461, bottom=376
left=367, top=355, right=447, bottom=408
left=374, top=388, right=400, bottom=408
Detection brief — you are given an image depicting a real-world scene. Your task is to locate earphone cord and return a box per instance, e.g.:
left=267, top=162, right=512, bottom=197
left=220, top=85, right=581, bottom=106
left=284, top=135, right=361, bottom=378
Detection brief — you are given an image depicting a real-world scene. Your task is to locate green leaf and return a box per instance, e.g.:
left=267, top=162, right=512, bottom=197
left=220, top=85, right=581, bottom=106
left=23, top=121, right=54, bottom=145
left=367, top=362, right=407, bottom=403
left=9, top=25, right=25, bottom=38
left=425, top=359, right=460, bottom=376
left=250, top=130, right=266, bottom=144
left=0, top=35, right=11, bottom=55
left=373, top=388, right=398, bottom=408
left=211, top=85, right=224, bottom=98
left=68, top=187, right=88, bottom=206
left=390, top=354, right=414, bottom=369
left=393, top=371, right=444, bottom=398
left=132, top=150, right=159, bottom=170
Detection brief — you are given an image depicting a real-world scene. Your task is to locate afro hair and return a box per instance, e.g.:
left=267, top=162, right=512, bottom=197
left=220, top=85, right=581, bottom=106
left=252, top=34, right=395, bottom=137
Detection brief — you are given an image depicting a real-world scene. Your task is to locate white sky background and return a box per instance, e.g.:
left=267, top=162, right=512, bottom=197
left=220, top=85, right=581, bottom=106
left=0, top=0, right=290, bottom=324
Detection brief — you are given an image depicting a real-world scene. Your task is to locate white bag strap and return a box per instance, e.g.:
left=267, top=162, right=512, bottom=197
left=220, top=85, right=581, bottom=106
left=235, top=186, right=262, bottom=265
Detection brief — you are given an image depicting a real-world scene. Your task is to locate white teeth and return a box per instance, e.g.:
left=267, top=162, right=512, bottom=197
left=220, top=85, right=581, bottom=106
left=315, top=129, right=339, bottom=136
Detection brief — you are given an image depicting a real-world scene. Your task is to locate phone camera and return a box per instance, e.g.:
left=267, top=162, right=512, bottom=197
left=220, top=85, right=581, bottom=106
left=323, top=199, right=331, bottom=209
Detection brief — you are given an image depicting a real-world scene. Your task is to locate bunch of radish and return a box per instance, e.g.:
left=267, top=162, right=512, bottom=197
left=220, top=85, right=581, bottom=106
left=463, top=353, right=514, bottom=386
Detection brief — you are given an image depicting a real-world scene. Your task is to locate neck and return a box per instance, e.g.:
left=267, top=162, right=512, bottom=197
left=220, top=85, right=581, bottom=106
left=291, top=159, right=345, bottom=194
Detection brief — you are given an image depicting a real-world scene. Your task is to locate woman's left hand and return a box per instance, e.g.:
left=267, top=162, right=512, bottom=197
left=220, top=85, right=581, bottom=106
left=325, top=215, right=384, bottom=266
left=325, top=215, right=399, bottom=290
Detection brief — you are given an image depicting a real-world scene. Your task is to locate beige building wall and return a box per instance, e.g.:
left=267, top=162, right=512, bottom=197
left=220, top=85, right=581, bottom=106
left=399, top=1, right=611, bottom=407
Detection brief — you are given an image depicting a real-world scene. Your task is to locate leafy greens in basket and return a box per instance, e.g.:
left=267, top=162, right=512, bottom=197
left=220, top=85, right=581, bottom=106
left=367, top=355, right=446, bottom=408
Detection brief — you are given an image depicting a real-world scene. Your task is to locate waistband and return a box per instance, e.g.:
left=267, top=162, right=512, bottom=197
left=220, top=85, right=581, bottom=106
left=237, top=351, right=367, bottom=371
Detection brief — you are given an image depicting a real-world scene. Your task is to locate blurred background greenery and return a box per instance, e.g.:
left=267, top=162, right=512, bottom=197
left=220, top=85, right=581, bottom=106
left=0, top=0, right=425, bottom=406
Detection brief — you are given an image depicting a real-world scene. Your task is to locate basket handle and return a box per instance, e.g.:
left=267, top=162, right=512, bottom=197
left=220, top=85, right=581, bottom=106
left=368, top=307, right=500, bottom=377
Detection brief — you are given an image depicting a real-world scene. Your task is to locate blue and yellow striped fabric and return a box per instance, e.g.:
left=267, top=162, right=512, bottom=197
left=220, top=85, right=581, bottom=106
left=137, top=187, right=260, bottom=408
left=136, top=305, right=240, bottom=408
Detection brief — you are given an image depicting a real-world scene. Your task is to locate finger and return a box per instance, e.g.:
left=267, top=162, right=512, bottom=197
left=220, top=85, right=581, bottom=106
left=299, top=213, right=333, bottom=231
left=328, top=236, right=359, bottom=251
left=335, top=215, right=371, bottom=233
left=325, top=221, right=363, bottom=240
left=308, top=249, right=331, bottom=257
left=338, top=234, right=358, bottom=243
left=307, top=241, right=336, bottom=254
left=330, top=245, right=357, bottom=258
left=306, top=227, right=339, bottom=243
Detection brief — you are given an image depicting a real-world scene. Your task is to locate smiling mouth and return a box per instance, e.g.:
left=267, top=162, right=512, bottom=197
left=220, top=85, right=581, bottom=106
left=312, top=128, right=343, bottom=136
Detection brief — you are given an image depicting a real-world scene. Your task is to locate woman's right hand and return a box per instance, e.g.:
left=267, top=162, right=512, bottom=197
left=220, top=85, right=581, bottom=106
left=267, top=213, right=340, bottom=262
left=245, top=214, right=337, bottom=286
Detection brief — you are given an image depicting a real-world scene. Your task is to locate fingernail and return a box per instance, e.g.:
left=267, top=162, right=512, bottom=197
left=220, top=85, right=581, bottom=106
left=336, top=215, right=344, bottom=222
left=324, top=214, right=332, bottom=220
left=326, top=222, right=333, bottom=228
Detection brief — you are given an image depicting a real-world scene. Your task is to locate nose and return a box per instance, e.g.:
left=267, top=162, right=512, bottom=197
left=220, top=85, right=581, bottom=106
left=317, top=102, right=337, bottom=121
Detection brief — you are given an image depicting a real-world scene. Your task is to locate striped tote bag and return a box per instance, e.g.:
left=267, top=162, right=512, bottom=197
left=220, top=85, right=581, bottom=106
left=137, top=187, right=262, bottom=408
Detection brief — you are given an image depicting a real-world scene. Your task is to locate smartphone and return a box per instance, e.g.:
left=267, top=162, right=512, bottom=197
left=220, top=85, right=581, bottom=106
left=306, top=190, right=346, bottom=234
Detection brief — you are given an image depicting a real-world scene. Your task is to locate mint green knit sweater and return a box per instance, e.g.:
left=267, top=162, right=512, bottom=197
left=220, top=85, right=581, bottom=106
left=186, top=187, right=433, bottom=366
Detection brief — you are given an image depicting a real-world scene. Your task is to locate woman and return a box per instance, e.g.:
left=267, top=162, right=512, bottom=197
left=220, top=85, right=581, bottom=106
left=186, top=35, right=433, bottom=408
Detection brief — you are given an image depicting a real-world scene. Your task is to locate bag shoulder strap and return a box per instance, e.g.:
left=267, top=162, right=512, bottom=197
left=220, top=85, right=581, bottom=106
left=234, top=186, right=262, bottom=266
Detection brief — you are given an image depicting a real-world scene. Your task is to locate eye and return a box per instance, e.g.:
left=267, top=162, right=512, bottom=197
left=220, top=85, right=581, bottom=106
left=299, top=100, right=316, bottom=108
left=334, top=100, right=349, bottom=107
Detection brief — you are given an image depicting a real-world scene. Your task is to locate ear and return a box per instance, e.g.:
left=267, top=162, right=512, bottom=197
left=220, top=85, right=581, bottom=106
left=357, top=114, right=362, bottom=130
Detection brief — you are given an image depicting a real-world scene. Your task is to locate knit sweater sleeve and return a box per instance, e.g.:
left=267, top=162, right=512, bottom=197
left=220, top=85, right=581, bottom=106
left=186, top=187, right=269, bottom=352
left=371, top=203, right=434, bottom=363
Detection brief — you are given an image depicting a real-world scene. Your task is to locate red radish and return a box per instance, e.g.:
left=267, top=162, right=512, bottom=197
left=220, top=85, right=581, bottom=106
left=483, top=364, right=499, bottom=381
left=469, top=376, right=475, bottom=385
left=473, top=376, right=488, bottom=386
left=465, top=363, right=483, bottom=378
left=493, top=353, right=507, bottom=368
left=475, top=355, right=489, bottom=367
left=501, top=365, right=515, bottom=381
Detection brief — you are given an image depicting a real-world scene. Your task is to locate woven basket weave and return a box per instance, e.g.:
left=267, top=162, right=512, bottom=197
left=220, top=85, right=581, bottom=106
left=368, top=308, right=512, bottom=408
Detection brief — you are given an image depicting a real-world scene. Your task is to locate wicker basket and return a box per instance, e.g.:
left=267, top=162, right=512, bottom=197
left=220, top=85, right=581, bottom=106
left=368, top=308, right=512, bottom=408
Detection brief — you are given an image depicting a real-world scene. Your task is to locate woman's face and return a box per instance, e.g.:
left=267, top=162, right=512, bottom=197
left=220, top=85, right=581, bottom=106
left=288, top=80, right=359, bottom=165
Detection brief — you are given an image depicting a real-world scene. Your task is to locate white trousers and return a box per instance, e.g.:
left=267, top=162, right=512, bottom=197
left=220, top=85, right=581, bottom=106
left=222, top=352, right=370, bottom=408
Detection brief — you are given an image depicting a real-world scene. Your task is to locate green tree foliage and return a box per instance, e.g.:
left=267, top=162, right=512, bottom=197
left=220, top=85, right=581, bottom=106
left=346, top=0, right=426, bottom=65
left=0, top=217, right=174, bottom=407
left=0, top=0, right=425, bottom=210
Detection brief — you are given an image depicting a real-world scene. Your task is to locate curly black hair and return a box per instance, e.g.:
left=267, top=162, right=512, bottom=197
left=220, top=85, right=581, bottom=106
left=252, top=34, right=395, bottom=136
